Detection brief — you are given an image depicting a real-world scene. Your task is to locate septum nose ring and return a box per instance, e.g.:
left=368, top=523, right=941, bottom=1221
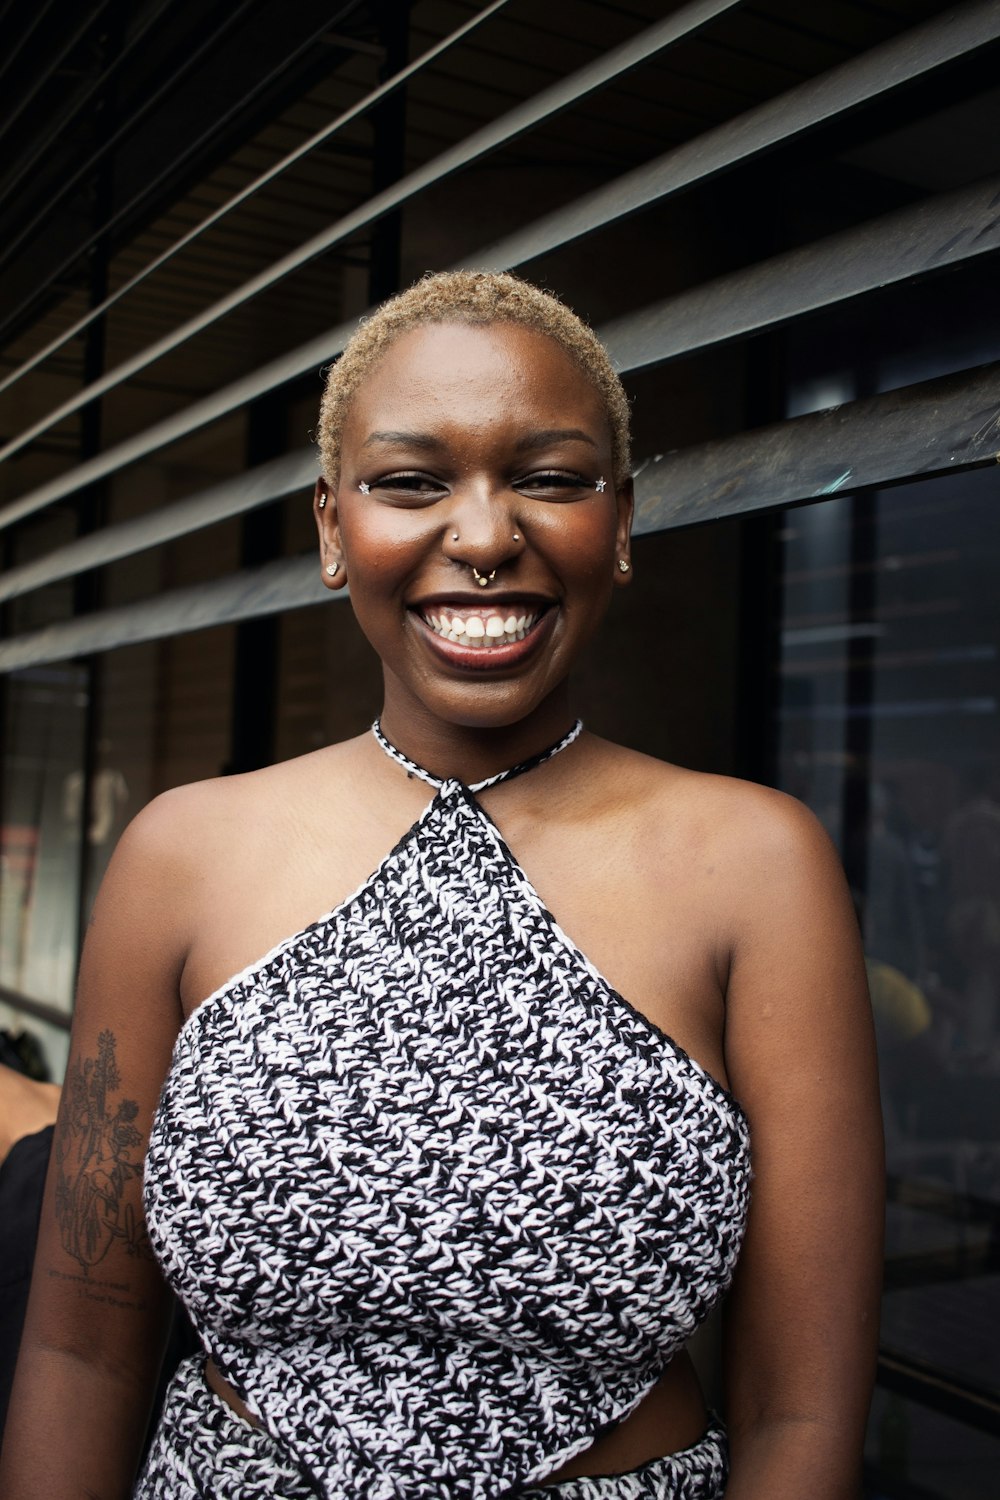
left=472, top=566, right=497, bottom=588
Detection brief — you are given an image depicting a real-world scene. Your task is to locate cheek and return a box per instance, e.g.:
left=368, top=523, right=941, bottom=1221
left=340, top=509, right=424, bottom=582
left=542, top=507, right=618, bottom=587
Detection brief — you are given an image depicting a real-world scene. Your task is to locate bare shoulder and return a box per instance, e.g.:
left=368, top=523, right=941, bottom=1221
left=119, top=739, right=363, bottom=874
left=590, top=735, right=836, bottom=883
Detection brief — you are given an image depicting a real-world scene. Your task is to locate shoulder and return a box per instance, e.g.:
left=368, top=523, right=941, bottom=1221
left=592, top=736, right=835, bottom=878
left=94, top=740, right=362, bottom=941
left=120, top=739, right=362, bottom=862
left=582, top=741, right=853, bottom=977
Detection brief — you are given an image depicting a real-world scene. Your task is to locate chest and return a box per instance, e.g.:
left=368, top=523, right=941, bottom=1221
left=151, top=803, right=751, bottom=1359
left=180, top=783, right=730, bottom=1090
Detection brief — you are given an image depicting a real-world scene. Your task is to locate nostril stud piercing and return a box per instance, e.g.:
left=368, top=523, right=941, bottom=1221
left=512, top=533, right=520, bottom=542
left=452, top=533, right=459, bottom=541
left=358, top=481, right=370, bottom=494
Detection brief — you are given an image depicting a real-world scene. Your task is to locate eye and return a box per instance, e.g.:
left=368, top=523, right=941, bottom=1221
left=365, top=472, right=448, bottom=505
left=514, top=470, right=594, bottom=500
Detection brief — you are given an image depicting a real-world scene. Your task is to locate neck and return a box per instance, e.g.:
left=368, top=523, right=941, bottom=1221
left=377, top=682, right=579, bottom=787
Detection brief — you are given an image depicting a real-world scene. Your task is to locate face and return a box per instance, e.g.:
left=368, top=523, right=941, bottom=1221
left=315, top=321, right=632, bottom=738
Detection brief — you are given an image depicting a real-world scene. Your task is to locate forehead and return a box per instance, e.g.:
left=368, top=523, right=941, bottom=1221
left=342, top=321, right=609, bottom=446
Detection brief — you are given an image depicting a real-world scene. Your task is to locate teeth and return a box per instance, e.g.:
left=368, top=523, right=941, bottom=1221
left=422, top=608, right=539, bottom=648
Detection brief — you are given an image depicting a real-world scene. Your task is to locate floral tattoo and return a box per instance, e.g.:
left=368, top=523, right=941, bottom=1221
left=54, top=1029, right=152, bottom=1273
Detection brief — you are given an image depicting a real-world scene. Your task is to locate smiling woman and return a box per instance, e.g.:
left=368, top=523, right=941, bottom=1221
left=0, top=272, right=884, bottom=1500
left=317, top=307, right=632, bottom=743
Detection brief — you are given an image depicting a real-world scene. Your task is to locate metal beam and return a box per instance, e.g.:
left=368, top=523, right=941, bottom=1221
left=601, top=173, right=1000, bottom=376
left=632, top=359, right=1000, bottom=534
left=0, top=555, right=325, bottom=673
left=0, top=0, right=512, bottom=401
left=2, top=4, right=996, bottom=548
left=0, top=981, right=72, bottom=1034
left=472, top=0, right=1000, bottom=273
left=4, top=165, right=997, bottom=543
left=0, top=0, right=741, bottom=474
left=0, top=0, right=182, bottom=233
left=2, top=359, right=998, bottom=672
left=0, top=451, right=314, bottom=605
left=0, top=0, right=115, bottom=156
left=877, top=1350, right=1000, bottom=1439
left=0, top=322, right=354, bottom=532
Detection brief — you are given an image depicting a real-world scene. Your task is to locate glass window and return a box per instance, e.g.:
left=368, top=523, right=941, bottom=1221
left=83, top=628, right=237, bottom=919
left=866, top=1387, right=1000, bottom=1499
left=775, top=467, right=1000, bottom=1484
left=0, top=664, right=88, bottom=1015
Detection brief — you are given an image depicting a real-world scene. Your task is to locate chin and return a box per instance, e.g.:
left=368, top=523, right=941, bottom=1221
left=392, top=670, right=570, bottom=735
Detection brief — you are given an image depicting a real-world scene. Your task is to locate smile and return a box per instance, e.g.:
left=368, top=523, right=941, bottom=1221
left=420, top=607, right=541, bottom=649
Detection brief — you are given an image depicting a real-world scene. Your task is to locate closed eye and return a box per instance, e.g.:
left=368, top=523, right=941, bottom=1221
left=366, top=472, right=448, bottom=504
left=515, top=471, right=594, bottom=499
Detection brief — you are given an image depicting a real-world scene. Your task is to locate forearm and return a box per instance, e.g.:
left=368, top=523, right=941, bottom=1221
left=725, top=1415, right=864, bottom=1500
left=0, top=1341, right=162, bottom=1500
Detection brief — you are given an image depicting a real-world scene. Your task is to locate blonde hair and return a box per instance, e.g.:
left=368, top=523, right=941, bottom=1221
left=317, top=270, right=631, bottom=486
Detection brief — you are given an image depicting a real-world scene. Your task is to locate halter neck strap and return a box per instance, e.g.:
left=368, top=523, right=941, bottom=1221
left=371, top=718, right=583, bottom=793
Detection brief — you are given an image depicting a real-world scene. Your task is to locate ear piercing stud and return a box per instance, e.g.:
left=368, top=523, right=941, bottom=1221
left=472, top=566, right=496, bottom=588
left=326, top=562, right=340, bottom=577
left=318, top=492, right=327, bottom=510
left=618, top=558, right=631, bottom=574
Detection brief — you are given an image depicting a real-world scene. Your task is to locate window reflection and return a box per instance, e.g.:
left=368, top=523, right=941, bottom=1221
left=776, top=467, right=1000, bottom=1484
left=0, top=665, right=87, bottom=1015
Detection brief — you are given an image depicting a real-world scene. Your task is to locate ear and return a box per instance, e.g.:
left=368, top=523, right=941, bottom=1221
left=613, top=475, right=634, bottom=585
left=314, top=476, right=347, bottom=591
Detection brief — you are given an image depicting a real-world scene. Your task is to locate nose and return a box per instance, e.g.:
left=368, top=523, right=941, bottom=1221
left=441, top=481, right=523, bottom=574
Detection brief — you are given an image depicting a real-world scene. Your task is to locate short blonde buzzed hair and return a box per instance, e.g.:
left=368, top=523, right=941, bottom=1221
left=317, top=270, right=632, bottom=486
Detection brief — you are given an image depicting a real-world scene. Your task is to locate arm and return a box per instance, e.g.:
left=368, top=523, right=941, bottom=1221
left=0, top=794, right=195, bottom=1500
left=719, top=791, right=884, bottom=1499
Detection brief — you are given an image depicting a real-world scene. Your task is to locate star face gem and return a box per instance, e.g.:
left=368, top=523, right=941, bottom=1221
left=358, top=480, right=371, bottom=494
left=595, top=476, right=607, bottom=492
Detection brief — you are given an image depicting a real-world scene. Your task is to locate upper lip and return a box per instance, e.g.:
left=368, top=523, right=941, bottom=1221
left=409, top=592, right=553, bottom=613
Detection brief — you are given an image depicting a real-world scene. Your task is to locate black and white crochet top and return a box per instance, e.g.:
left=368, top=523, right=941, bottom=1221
left=144, top=720, right=752, bottom=1500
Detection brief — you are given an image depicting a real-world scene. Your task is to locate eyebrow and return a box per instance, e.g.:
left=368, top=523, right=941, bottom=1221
left=361, top=430, right=441, bottom=450
left=515, top=429, right=598, bottom=452
left=359, top=427, right=599, bottom=452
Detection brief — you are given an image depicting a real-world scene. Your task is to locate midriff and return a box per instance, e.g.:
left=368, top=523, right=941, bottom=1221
left=203, top=1350, right=707, bottom=1485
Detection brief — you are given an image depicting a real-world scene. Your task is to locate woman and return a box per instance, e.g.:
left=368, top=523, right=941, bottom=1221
left=0, top=272, right=883, bottom=1499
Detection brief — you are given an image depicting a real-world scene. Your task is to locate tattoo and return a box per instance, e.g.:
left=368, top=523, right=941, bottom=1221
left=46, top=1266, right=147, bottom=1311
left=54, top=1029, right=153, bottom=1273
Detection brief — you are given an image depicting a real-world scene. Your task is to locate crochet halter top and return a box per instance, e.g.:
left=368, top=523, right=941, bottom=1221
left=144, top=720, right=752, bottom=1500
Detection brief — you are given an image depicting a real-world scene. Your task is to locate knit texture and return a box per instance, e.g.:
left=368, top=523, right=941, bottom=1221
left=143, top=736, right=751, bottom=1499
left=136, top=1356, right=729, bottom=1499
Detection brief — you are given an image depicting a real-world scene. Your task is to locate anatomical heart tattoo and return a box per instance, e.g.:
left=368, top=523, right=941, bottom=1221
left=55, top=1029, right=152, bottom=1272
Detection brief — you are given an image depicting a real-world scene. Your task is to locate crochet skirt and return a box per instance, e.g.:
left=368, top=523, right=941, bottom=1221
left=134, top=1354, right=729, bottom=1499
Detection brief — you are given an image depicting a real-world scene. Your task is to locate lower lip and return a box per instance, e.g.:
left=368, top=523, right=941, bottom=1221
left=411, top=610, right=554, bottom=670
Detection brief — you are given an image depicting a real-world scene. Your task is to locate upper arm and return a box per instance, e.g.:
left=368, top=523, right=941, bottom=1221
left=719, top=791, right=884, bottom=1461
left=32, top=791, right=195, bottom=1358
left=0, top=791, right=198, bottom=1495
